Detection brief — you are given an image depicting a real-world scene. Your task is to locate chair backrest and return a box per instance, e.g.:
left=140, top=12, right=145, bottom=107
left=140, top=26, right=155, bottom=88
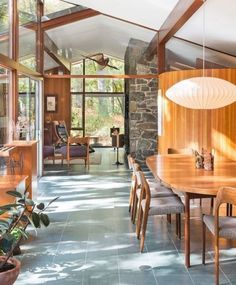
left=215, top=187, right=236, bottom=213
left=53, top=120, right=69, bottom=144
left=127, top=154, right=136, bottom=170
left=213, top=187, right=236, bottom=236
left=167, top=148, right=194, bottom=155
left=136, top=169, right=151, bottom=204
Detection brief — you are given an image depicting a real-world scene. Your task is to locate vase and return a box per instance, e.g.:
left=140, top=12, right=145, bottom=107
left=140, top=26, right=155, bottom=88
left=0, top=257, right=21, bottom=285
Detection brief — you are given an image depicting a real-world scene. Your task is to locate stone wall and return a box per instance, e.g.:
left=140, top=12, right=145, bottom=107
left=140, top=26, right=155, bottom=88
left=125, top=39, right=158, bottom=162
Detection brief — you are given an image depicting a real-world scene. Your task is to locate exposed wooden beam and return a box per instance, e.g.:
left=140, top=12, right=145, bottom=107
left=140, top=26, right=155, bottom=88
left=44, top=74, right=159, bottom=79
left=36, top=1, right=44, bottom=74
left=44, top=33, right=71, bottom=72
left=41, top=8, right=100, bottom=30
left=0, top=53, right=43, bottom=79
left=146, top=0, right=204, bottom=61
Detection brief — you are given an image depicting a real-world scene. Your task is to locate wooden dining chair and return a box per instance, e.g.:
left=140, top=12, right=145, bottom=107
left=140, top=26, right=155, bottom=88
left=129, top=160, right=176, bottom=224
left=135, top=170, right=185, bottom=251
left=202, top=186, right=236, bottom=285
left=60, top=136, right=90, bottom=168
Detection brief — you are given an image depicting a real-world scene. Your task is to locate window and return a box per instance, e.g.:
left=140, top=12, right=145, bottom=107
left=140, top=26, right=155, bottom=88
left=0, top=66, right=10, bottom=144
left=0, top=0, right=10, bottom=57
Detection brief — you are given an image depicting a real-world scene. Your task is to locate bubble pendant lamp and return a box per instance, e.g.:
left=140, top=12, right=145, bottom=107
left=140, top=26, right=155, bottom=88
left=166, top=1, right=236, bottom=109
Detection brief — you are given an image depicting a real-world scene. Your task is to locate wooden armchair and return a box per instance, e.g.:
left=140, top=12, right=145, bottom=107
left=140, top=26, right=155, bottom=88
left=60, top=136, right=90, bottom=168
left=202, top=187, right=236, bottom=285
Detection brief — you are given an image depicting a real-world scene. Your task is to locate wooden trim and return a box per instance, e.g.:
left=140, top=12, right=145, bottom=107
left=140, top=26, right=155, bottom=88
left=44, top=74, right=159, bottom=79
left=10, top=0, right=18, bottom=61
left=82, top=59, right=85, bottom=136
left=158, top=42, right=165, bottom=74
left=36, top=1, right=44, bottom=74
left=0, top=53, right=43, bottom=79
left=146, top=0, right=204, bottom=60
left=41, top=9, right=100, bottom=30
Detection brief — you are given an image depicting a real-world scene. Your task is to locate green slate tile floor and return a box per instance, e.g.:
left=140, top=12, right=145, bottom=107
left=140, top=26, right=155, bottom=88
left=14, top=148, right=236, bottom=284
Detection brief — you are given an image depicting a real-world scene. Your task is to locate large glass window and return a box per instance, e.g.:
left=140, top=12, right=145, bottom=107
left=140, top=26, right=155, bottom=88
left=18, top=0, right=37, bottom=71
left=85, top=94, right=124, bottom=146
left=0, top=0, right=10, bottom=57
left=16, top=75, right=37, bottom=140
left=166, top=37, right=236, bottom=71
left=0, top=66, right=9, bottom=144
left=43, top=0, right=83, bottom=21
left=71, top=57, right=124, bottom=146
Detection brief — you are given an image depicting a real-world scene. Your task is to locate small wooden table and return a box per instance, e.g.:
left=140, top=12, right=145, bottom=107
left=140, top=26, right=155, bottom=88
left=146, top=154, right=236, bottom=267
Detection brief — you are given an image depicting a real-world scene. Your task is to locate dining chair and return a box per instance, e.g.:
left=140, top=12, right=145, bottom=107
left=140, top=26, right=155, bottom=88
left=202, top=186, right=236, bottom=285
left=135, top=170, right=185, bottom=251
left=60, top=136, right=90, bottom=168
left=127, top=154, right=176, bottom=224
left=127, top=154, right=160, bottom=210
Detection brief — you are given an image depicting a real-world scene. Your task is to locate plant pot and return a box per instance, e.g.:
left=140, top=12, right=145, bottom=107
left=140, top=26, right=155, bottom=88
left=0, top=256, right=21, bottom=285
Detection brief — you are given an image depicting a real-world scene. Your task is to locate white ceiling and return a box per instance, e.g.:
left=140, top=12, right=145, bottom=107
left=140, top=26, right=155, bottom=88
left=71, top=0, right=179, bottom=30
left=44, top=0, right=236, bottom=66
left=46, top=15, right=156, bottom=61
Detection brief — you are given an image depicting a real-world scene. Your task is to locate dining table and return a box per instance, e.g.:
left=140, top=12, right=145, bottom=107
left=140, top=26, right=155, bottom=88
left=146, top=154, right=236, bottom=268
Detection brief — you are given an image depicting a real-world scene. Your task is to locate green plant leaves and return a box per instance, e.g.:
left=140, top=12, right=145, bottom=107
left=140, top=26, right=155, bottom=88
left=0, top=204, right=21, bottom=210
left=6, top=190, right=22, bottom=198
left=31, top=212, right=40, bottom=228
left=36, top=203, right=45, bottom=210
left=40, top=213, right=50, bottom=227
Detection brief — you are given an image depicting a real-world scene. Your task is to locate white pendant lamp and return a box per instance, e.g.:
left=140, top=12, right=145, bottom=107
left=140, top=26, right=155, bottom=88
left=166, top=1, right=236, bottom=110
left=166, top=77, right=236, bottom=109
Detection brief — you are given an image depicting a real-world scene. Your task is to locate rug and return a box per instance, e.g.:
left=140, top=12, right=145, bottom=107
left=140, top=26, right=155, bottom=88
left=44, top=152, right=102, bottom=165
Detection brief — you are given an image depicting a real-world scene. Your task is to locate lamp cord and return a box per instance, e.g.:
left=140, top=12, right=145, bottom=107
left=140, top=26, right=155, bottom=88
left=202, top=0, right=205, bottom=77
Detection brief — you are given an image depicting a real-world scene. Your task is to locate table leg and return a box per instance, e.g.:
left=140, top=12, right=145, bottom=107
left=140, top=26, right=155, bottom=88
left=185, top=192, right=190, bottom=267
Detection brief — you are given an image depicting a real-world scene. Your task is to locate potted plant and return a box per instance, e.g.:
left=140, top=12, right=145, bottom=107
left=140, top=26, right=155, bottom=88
left=0, top=188, right=58, bottom=285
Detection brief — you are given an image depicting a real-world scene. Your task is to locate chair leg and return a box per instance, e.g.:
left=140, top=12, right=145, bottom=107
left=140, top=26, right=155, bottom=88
left=176, top=214, right=181, bottom=239
left=131, top=195, right=138, bottom=224
left=136, top=206, right=143, bottom=239
left=167, top=214, right=171, bottom=224
left=140, top=207, right=149, bottom=252
left=210, top=197, right=214, bottom=208
left=202, top=222, right=206, bottom=265
left=129, top=185, right=133, bottom=212
left=214, top=235, right=219, bottom=285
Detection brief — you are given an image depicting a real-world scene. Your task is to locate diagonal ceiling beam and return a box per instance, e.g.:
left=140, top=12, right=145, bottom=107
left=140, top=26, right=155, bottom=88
left=44, top=33, right=71, bottom=71
left=41, top=8, right=100, bottom=30
left=146, top=0, right=204, bottom=61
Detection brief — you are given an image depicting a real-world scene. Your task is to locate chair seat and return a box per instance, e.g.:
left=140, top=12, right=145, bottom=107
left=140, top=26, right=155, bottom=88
left=203, top=214, right=236, bottom=239
left=43, top=145, right=54, bottom=159
left=141, top=195, right=184, bottom=216
left=60, top=145, right=87, bottom=158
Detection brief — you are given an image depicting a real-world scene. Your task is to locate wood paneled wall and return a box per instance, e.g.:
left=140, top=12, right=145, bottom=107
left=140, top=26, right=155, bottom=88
left=158, top=68, right=236, bottom=159
left=44, top=77, right=71, bottom=129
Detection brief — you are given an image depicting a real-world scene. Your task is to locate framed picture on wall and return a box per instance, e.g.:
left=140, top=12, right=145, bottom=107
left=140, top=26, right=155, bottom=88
left=45, top=95, right=57, bottom=112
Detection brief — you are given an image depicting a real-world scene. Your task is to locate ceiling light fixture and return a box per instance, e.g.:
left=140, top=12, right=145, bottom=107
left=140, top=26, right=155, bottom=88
left=166, top=1, right=236, bottom=109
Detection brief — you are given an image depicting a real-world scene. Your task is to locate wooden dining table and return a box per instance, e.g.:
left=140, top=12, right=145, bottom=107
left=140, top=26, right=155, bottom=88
left=146, top=154, right=236, bottom=268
